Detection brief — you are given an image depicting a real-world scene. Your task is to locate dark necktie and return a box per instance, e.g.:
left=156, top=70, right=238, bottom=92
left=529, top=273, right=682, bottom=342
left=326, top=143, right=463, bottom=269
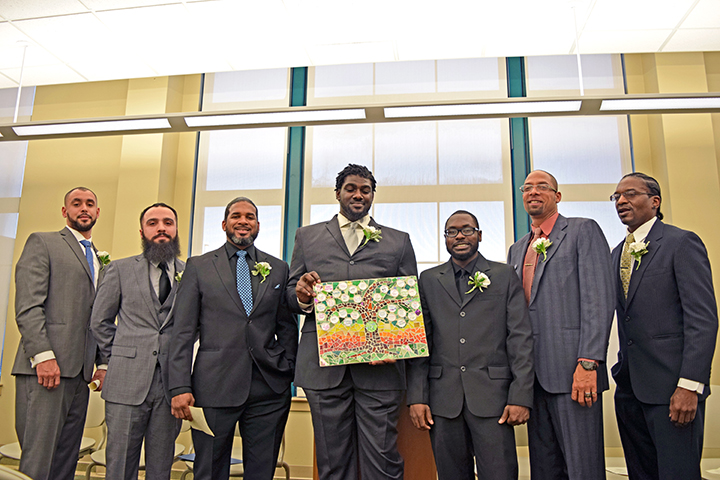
left=79, top=240, right=95, bottom=281
left=236, top=250, right=253, bottom=316
left=159, top=262, right=171, bottom=304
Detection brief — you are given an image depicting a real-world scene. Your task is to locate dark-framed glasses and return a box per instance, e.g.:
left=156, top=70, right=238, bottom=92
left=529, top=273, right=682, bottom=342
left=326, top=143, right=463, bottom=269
left=444, top=227, right=480, bottom=238
left=519, top=184, right=557, bottom=193
left=609, top=190, right=654, bottom=202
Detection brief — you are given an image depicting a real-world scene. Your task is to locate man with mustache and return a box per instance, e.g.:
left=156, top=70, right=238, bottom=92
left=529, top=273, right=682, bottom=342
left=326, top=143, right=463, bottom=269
left=91, top=203, right=184, bottom=480
left=12, top=187, right=106, bottom=480
left=169, top=197, right=297, bottom=480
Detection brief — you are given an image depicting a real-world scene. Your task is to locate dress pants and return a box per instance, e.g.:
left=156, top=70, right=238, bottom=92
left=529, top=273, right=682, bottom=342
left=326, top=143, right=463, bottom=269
left=430, top=401, right=518, bottom=480
left=304, top=370, right=405, bottom=480
left=615, top=383, right=705, bottom=480
left=191, top=365, right=291, bottom=480
left=528, top=379, right=606, bottom=480
left=15, top=373, right=89, bottom=480
left=105, top=364, right=182, bottom=480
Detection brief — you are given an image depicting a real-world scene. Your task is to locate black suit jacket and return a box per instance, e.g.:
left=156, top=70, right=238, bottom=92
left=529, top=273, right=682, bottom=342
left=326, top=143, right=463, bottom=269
left=168, top=244, right=298, bottom=407
left=611, top=220, right=718, bottom=404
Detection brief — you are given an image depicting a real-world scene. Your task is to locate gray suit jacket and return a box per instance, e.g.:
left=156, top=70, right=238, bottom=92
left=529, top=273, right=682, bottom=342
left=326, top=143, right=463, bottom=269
left=611, top=220, right=718, bottom=404
left=287, top=215, right=418, bottom=391
left=12, top=227, right=103, bottom=383
left=91, top=254, right=185, bottom=406
left=507, top=215, right=614, bottom=394
left=407, top=255, right=533, bottom=418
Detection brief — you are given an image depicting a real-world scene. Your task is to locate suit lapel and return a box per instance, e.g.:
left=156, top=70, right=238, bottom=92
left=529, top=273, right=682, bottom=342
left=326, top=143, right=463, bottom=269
left=354, top=218, right=379, bottom=255
left=133, top=256, right=160, bottom=324
left=529, top=215, right=567, bottom=306
left=60, top=227, right=94, bottom=286
left=611, top=241, right=626, bottom=310
left=625, top=221, right=663, bottom=308
left=461, top=255, right=491, bottom=309
left=326, top=215, right=351, bottom=257
left=212, top=248, right=245, bottom=314
left=437, top=261, right=462, bottom=307
left=249, top=251, right=271, bottom=315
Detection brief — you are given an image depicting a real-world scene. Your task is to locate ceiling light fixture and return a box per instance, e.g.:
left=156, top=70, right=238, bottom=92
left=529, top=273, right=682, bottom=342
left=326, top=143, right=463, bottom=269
left=13, top=118, right=171, bottom=136
left=600, top=97, right=720, bottom=111
left=185, top=108, right=366, bottom=127
left=384, top=101, right=582, bottom=118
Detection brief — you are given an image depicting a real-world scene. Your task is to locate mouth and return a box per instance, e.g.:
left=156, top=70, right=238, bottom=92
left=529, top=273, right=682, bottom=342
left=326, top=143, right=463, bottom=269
left=153, top=234, right=171, bottom=241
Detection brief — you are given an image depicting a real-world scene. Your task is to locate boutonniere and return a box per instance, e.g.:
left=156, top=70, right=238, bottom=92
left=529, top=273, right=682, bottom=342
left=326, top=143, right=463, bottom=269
left=628, top=240, right=649, bottom=270
left=175, top=271, right=184, bottom=282
left=97, top=251, right=111, bottom=270
left=531, top=237, right=553, bottom=262
left=466, top=271, right=491, bottom=294
left=360, top=226, right=382, bottom=247
left=251, top=262, right=272, bottom=283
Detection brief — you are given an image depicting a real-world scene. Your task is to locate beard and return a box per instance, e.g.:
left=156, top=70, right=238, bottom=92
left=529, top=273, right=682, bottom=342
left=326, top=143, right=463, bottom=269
left=68, top=216, right=97, bottom=232
left=142, top=234, right=181, bottom=264
left=226, top=226, right=258, bottom=248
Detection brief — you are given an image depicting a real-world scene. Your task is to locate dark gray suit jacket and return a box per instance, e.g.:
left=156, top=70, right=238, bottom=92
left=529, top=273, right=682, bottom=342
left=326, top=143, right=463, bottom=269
left=91, top=254, right=185, bottom=405
left=611, top=220, right=718, bottom=404
left=287, top=215, right=417, bottom=391
left=407, top=255, right=533, bottom=418
left=168, top=245, right=297, bottom=407
left=13, top=227, right=103, bottom=382
left=507, top=215, right=614, bottom=394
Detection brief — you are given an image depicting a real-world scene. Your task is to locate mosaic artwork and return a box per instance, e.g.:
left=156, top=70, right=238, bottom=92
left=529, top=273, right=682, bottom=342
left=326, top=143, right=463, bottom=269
left=313, top=276, right=429, bottom=366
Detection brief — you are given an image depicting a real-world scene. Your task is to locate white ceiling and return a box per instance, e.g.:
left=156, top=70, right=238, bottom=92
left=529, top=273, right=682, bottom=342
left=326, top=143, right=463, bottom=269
left=0, top=0, right=718, bottom=89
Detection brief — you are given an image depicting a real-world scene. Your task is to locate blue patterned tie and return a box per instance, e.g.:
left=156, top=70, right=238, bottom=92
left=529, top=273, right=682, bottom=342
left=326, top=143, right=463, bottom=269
left=236, top=250, right=253, bottom=316
left=79, top=240, right=95, bottom=281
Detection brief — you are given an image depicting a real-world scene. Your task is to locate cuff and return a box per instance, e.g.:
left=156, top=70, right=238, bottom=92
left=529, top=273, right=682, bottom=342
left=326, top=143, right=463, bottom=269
left=97, top=364, right=108, bottom=371
left=170, top=387, right=193, bottom=398
left=298, top=299, right=314, bottom=314
left=677, top=378, right=704, bottom=394
left=30, top=350, right=56, bottom=368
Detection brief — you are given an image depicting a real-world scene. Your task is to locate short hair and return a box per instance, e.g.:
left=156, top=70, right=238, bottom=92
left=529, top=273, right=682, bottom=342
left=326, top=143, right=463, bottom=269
left=445, top=210, right=479, bottom=230
left=621, top=172, right=664, bottom=220
left=224, top=197, right=258, bottom=221
left=528, top=170, right=559, bottom=190
left=335, top=164, right=377, bottom=192
left=64, top=187, right=97, bottom=205
left=140, top=203, right=178, bottom=226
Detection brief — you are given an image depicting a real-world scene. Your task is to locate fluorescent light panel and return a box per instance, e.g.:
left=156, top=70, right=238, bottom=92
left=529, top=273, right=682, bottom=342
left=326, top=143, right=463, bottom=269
left=13, top=118, right=171, bottom=136
left=384, top=101, right=582, bottom=118
left=600, top=97, right=720, bottom=111
left=185, top=109, right=366, bottom=127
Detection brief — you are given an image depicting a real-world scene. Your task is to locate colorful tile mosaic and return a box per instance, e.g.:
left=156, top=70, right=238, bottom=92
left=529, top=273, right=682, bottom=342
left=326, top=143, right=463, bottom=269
left=313, top=276, right=429, bottom=366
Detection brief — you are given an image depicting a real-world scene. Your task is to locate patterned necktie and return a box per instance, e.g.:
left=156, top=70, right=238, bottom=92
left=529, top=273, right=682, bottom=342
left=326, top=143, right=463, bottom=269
left=522, top=228, right=542, bottom=304
left=344, top=221, right=360, bottom=255
left=79, top=240, right=95, bottom=281
left=236, top=250, right=253, bottom=316
left=620, top=232, right=635, bottom=299
left=158, top=262, right=171, bottom=304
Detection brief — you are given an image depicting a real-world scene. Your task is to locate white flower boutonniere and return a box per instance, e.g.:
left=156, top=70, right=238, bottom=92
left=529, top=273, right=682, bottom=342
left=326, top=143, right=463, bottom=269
left=175, top=271, right=184, bottom=283
left=97, top=251, right=111, bottom=270
left=532, top=237, right=553, bottom=262
left=251, top=262, right=272, bottom=283
left=361, top=226, right=382, bottom=247
left=466, top=272, right=491, bottom=294
left=628, top=240, right=649, bottom=270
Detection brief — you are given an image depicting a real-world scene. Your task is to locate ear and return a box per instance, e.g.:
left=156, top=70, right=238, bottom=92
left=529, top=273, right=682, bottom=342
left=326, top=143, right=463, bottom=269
left=335, top=189, right=341, bottom=201
left=555, top=191, right=562, bottom=203
left=61, top=206, right=68, bottom=218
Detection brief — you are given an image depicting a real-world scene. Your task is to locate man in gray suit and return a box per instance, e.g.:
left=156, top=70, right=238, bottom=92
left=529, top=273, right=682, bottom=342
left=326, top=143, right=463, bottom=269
left=169, top=197, right=297, bottom=480
left=611, top=173, right=718, bottom=479
left=287, top=164, right=417, bottom=480
left=91, top=203, right=184, bottom=480
left=507, top=170, right=614, bottom=480
left=12, top=186, right=107, bottom=480
left=408, top=210, right=533, bottom=480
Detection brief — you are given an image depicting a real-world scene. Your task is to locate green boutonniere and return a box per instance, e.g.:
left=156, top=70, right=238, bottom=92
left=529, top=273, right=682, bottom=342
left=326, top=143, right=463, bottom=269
left=251, top=262, right=272, bottom=283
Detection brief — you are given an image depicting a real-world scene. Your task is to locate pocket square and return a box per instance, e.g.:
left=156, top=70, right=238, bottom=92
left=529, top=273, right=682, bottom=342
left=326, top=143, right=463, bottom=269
left=274, top=284, right=280, bottom=289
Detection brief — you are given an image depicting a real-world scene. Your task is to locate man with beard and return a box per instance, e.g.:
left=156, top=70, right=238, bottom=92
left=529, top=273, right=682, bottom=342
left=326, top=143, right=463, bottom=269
left=407, top=210, right=533, bottom=480
left=168, top=197, right=297, bottom=480
left=12, top=187, right=106, bottom=480
left=287, top=164, right=417, bottom=480
left=91, top=203, right=184, bottom=480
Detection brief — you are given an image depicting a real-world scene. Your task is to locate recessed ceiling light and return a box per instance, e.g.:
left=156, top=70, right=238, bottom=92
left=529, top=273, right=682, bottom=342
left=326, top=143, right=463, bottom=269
left=13, top=118, right=171, bottom=136
left=184, top=109, right=366, bottom=127
left=600, top=97, right=720, bottom=111
left=384, top=101, right=582, bottom=118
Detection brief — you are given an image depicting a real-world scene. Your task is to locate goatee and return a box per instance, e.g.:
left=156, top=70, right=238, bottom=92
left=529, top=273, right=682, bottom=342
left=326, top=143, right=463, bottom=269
left=142, top=235, right=181, bottom=264
left=68, top=217, right=96, bottom=232
left=228, top=234, right=256, bottom=247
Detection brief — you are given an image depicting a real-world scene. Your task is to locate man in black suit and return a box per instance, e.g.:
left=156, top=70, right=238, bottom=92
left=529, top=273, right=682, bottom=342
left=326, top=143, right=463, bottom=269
left=287, top=164, right=417, bottom=480
left=407, top=210, right=533, bottom=480
left=168, top=197, right=297, bottom=480
left=610, top=172, right=718, bottom=479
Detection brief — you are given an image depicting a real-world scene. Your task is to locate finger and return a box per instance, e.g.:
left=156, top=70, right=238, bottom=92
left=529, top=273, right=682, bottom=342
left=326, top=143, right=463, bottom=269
left=426, top=410, right=434, bottom=426
left=184, top=407, right=194, bottom=421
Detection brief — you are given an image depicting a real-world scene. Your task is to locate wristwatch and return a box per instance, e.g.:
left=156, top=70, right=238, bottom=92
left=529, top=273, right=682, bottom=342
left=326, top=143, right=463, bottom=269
left=578, top=360, right=598, bottom=371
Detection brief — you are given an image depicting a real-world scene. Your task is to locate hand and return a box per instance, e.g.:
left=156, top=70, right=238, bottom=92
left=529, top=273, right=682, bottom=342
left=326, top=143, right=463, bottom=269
left=669, top=387, right=698, bottom=426
left=409, top=404, right=433, bottom=430
left=171, top=393, right=195, bottom=420
left=36, top=359, right=61, bottom=390
left=571, top=363, right=598, bottom=407
left=498, top=405, right=530, bottom=426
left=91, top=369, right=106, bottom=392
left=369, top=359, right=396, bottom=365
left=296, top=271, right=322, bottom=304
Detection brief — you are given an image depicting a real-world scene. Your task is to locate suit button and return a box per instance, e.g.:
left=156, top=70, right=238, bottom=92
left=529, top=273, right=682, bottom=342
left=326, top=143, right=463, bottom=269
left=159, top=330, right=163, bottom=335
left=627, top=340, right=633, bottom=346
left=460, top=366, right=466, bottom=372
left=625, top=316, right=631, bottom=322
left=460, top=338, right=466, bottom=344
left=249, top=320, right=253, bottom=324
left=349, top=261, right=355, bottom=265
left=460, top=312, right=466, bottom=317
left=249, top=347, right=254, bottom=352
left=152, top=351, right=157, bottom=356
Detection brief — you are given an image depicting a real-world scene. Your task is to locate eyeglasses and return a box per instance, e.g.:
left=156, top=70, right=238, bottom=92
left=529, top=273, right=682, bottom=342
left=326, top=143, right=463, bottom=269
left=444, top=227, right=480, bottom=238
left=609, top=190, right=655, bottom=202
left=519, top=184, right=557, bottom=193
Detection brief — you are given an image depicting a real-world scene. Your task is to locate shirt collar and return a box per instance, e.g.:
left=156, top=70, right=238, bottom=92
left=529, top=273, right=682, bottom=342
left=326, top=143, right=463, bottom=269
left=67, top=226, right=92, bottom=244
left=534, top=211, right=560, bottom=237
left=451, top=254, right=479, bottom=276
left=338, top=212, right=370, bottom=230
left=225, top=241, right=257, bottom=262
left=628, top=216, right=657, bottom=243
